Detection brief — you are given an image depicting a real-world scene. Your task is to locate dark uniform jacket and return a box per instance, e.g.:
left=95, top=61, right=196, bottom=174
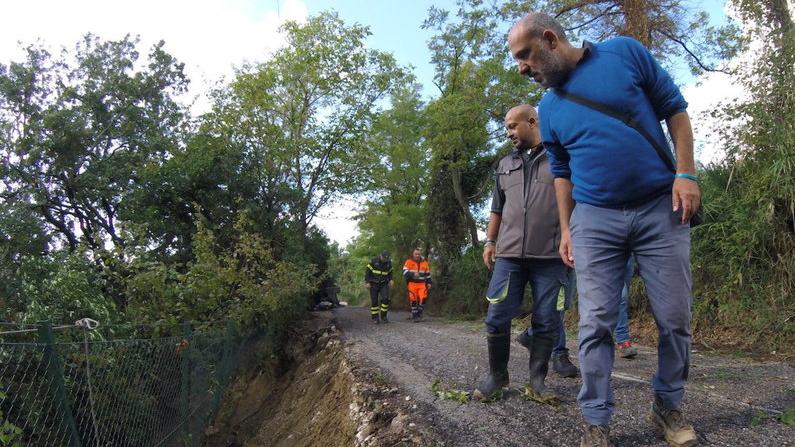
left=491, top=146, right=560, bottom=259
left=365, top=258, right=393, bottom=284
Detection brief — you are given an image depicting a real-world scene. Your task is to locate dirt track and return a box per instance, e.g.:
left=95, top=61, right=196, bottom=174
left=335, top=306, right=795, bottom=446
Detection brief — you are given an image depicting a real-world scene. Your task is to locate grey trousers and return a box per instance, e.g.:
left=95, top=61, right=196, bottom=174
left=570, top=193, right=692, bottom=426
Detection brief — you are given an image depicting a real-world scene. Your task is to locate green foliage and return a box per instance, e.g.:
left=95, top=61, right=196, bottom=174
left=0, top=34, right=189, bottom=252
left=207, top=12, right=408, bottom=237
left=126, top=212, right=315, bottom=333
left=750, top=410, right=769, bottom=426
left=748, top=408, right=795, bottom=427
left=328, top=244, right=370, bottom=306
left=0, top=419, right=22, bottom=447
left=7, top=250, right=118, bottom=324
left=520, top=385, right=561, bottom=406
left=355, top=83, right=430, bottom=255
left=422, top=1, right=540, bottom=293
left=781, top=408, right=795, bottom=427
left=688, top=0, right=794, bottom=351
left=0, top=21, right=354, bottom=345
left=0, top=200, right=50, bottom=310
left=431, top=379, right=471, bottom=402
left=0, top=391, right=22, bottom=447
left=440, top=248, right=490, bottom=317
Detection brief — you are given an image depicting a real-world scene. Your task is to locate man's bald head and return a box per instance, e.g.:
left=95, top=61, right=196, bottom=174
left=505, top=104, right=538, bottom=122
left=508, top=12, right=579, bottom=88
left=510, top=12, right=568, bottom=43
left=504, top=104, right=540, bottom=150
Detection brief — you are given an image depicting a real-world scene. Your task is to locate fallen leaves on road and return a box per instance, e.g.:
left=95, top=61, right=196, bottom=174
left=520, top=385, right=561, bottom=406
left=431, top=379, right=471, bottom=403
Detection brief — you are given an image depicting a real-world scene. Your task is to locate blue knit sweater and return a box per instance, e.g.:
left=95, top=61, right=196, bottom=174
left=539, top=37, right=688, bottom=207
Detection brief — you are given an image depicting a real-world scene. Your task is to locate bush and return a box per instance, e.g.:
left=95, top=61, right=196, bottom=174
left=12, top=251, right=118, bottom=325
left=439, top=248, right=489, bottom=318
left=126, top=213, right=316, bottom=339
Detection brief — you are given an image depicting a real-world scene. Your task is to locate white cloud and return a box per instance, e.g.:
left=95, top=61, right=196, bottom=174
left=0, top=0, right=308, bottom=112
left=314, top=197, right=363, bottom=246
left=678, top=0, right=790, bottom=166
left=682, top=72, right=743, bottom=165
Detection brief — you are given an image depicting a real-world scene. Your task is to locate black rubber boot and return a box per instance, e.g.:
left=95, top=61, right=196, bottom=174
left=516, top=330, right=533, bottom=353
left=528, top=334, right=554, bottom=395
left=372, top=313, right=380, bottom=324
left=380, top=311, right=389, bottom=323
left=473, top=332, right=511, bottom=401
left=417, top=304, right=425, bottom=321
left=552, top=350, right=579, bottom=378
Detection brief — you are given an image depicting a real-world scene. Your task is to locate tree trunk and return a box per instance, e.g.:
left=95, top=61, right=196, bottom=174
left=621, top=0, right=652, bottom=46
left=450, top=167, right=479, bottom=247
left=765, top=0, right=793, bottom=35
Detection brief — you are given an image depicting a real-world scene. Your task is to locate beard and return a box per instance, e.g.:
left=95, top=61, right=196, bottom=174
left=532, top=47, right=569, bottom=88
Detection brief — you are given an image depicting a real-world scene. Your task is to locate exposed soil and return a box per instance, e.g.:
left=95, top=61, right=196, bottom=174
left=203, top=312, right=441, bottom=447
left=204, top=307, right=794, bottom=446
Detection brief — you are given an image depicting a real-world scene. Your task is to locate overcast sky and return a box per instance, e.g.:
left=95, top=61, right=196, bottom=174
left=0, top=0, right=746, bottom=246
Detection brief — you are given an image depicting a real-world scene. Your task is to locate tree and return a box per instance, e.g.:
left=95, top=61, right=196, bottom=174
left=209, top=12, right=408, bottom=244
left=0, top=35, right=189, bottom=253
left=0, top=200, right=50, bottom=310
left=355, top=82, right=431, bottom=258
left=688, top=0, right=794, bottom=350
left=497, top=0, right=743, bottom=74
left=421, top=1, right=542, bottom=288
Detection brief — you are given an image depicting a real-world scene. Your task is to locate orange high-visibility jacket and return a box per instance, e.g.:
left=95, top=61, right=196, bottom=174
left=402, top=258, right=432, bottom=285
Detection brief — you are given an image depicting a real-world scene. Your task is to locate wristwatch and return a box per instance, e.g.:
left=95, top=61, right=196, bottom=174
left=484, top=239, right=497, bottom=247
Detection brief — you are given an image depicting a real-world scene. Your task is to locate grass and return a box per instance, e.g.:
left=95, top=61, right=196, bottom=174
left=780, top=408, right=795, bottom=427
left=373, top=371, right=389, bottom=387
left=750, top=408, right=795, bottom=427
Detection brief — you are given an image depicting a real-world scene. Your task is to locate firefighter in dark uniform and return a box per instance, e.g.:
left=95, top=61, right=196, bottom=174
left=365, top=251, right=393, bottom=323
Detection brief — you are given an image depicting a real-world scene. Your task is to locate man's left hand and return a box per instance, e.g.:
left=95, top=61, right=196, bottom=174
left=389, top=280, right=394, bottom=286
left=672, top=177, right=701, bottom=224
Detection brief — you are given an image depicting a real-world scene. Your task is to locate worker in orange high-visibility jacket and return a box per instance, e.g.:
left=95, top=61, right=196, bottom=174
left=403, top=247, right=432, bottom=322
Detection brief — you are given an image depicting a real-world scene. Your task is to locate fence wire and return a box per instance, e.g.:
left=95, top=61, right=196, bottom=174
left=0, top=320, right=250, bottom=447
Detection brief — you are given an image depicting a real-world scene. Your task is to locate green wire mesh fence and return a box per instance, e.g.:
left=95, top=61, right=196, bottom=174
left=0, top=320, right=251, bottom=447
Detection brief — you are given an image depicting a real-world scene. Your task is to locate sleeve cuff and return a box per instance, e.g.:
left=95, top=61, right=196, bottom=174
left=658, top=105, right=688, bottom=121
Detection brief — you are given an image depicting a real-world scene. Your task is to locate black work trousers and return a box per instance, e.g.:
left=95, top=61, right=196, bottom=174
left=369, top=282, right=390, bottom=316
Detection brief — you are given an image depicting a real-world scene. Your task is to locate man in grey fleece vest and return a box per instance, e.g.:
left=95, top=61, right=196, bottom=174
left=473, top=105, right=571, bottom=401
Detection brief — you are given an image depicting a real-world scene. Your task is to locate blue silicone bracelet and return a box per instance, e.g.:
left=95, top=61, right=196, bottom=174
left=674, top=173, right=699, bottom=182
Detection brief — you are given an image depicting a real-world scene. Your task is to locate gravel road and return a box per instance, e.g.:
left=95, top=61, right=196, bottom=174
left=334, top=306, right=795, bottom=446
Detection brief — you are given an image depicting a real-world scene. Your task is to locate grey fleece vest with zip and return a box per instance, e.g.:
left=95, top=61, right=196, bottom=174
left=495, top=148, right=561, bottom=259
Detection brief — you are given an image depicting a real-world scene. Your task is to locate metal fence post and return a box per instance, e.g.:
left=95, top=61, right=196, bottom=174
left=180, top=322, right=193, bottom=446
left=222, top=320, right=237, bottom=383
left=38, top=320, right=83, bottom=447
left=210, top=321, right=236, bottom=419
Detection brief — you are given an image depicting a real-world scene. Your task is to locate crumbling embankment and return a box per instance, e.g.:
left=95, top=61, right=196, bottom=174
left=203, top=312, right=440, bottom=447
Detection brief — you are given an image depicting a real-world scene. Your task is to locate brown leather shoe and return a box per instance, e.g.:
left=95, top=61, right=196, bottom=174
left=580, top=424, right=614, bottom=447
left=651, top=397, right=698, bottom=446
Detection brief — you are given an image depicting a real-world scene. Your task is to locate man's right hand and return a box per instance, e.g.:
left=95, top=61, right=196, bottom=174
left=364, top=282, right=370, bottom=289
left=483, top=245, right=496, bottom=271
left=559, top=230, right=575, bottom=268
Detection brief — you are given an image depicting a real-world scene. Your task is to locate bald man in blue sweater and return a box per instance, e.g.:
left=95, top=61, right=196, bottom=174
left=508, top=12, right=701, bottom=447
